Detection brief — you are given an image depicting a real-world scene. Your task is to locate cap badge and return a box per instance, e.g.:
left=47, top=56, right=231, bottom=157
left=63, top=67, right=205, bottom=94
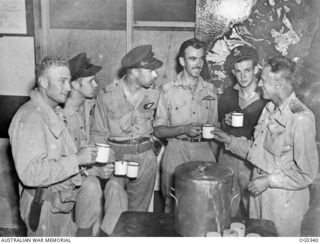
left=234, top=48, right=241, bottom=56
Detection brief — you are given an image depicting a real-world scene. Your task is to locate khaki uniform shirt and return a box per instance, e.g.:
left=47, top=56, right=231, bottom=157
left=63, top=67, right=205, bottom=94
left=91, top=77, right=159, bottom=143
left=63, top=99, right=96, bottom=148
left=154, top=72, right=218, bottom=131
left=226, top=93, right=318, bottom=236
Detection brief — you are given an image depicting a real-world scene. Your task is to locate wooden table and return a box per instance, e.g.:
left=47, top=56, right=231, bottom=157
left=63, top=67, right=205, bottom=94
left=111, top=211, right=277, bottom=237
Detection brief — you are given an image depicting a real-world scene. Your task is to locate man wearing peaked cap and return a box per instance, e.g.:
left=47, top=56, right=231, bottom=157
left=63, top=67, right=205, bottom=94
left=218, top=45, right=268, bottom=218
left=121, top=44, right=163, bottom=70
left=63, top=52, right=115, bottom=236
left=91, top=45, right=162, bottom=235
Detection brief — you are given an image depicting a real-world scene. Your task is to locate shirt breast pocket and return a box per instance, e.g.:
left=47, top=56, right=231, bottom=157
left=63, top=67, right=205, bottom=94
left=107, top=98, right=131, bottom=120
left=263, top=124, right=286, bottom=157
left=170, top=100, right=189, bottom=124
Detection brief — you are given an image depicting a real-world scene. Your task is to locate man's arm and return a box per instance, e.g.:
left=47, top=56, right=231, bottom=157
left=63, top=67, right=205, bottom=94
left=91, top=90, right=110, bottom=144
left=212, top=127, right=253, bottom=159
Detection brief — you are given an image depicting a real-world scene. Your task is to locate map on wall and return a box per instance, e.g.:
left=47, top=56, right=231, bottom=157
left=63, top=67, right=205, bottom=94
left=195, top=0, right=320, bottom=140
left=196, top=0, right=320, bottom=88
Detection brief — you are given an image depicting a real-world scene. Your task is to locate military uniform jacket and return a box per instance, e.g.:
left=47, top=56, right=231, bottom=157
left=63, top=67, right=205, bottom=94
left=226, top=93, right=319, bottom=235
left=63, top=99, right=96, bottom=149
left=91, top=77, right=159, bottom=143
left=9, top=89, right=81, bottom=192
left=154, top=72, right=218, bottom=132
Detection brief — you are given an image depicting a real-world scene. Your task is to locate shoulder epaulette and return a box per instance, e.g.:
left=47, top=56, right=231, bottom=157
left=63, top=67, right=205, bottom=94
left=289, top=100, right=305, bottom=113
left=161, top=81, right=174, bottom=92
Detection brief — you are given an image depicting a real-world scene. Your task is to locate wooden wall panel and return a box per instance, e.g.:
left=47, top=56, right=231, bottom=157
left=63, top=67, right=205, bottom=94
left=49, top=29, right=193, bottom=88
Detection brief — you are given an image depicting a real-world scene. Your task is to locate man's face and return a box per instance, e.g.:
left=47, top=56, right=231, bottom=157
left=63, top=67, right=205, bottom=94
left=78, top=76, right=98, bottom=98
left=135, top=68, right=158, bottom=89
left=45, top=65, right=71, bottom=104
left=179, top=46, right=205, bottom=79
left=232, top=59, right=257, bottom=89
left=258, top=65, right=278, bottom=101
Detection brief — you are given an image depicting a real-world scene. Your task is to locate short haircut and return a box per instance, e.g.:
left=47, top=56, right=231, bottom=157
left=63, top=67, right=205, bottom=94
left=178, top=38, right=205, bottom=58
left=35, top=56, right=69, bottom=81
left=266, top=56, right=296, bottom=83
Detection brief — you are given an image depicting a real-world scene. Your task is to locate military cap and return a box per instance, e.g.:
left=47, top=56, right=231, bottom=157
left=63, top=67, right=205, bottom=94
left=121, top=45, right=163, bottom=70
left=228, top=45, right=259, bottom=68
left=68, top=52, right=102, bottom=81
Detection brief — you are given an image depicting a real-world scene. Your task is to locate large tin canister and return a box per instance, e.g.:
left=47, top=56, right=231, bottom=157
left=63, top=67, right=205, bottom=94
left=173, top=161, right=233, bottom=237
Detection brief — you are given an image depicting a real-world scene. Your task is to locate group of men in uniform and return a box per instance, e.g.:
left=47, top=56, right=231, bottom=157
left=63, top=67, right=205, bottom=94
left=8, top=37, right=319, bottom=237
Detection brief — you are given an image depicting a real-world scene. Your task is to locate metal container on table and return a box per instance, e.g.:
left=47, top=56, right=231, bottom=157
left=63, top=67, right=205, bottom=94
left=171, top=161, right=233, bottom=237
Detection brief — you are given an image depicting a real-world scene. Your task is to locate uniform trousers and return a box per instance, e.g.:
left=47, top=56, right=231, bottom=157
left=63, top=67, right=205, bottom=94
left=101, top=149, right=157, bottom=234
left=75, top=175, right=102, bottom=235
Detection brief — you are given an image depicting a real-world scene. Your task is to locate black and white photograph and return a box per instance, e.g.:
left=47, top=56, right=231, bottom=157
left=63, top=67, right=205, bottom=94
left=0, top=0, right=319, bottom=241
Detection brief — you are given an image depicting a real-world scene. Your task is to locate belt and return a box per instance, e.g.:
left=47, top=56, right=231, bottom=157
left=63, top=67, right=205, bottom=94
left=108, top=139, right=153, bottom=155
left=108, top=137, right=150, bottom=144
left=176, top=137, right=206, bottom=143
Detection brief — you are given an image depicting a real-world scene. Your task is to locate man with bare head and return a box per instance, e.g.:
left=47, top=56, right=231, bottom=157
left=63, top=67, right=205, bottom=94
left=9, top=56, right=98, bottom=236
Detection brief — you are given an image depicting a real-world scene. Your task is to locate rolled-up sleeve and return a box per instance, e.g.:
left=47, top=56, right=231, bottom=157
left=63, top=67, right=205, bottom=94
left=153, top=89, right=170, bottom=127
left=268, top=114, right=319, bottom=189
left=9, top=113, right=79, bottom=188
left=91, top=90, right=110, bottom=144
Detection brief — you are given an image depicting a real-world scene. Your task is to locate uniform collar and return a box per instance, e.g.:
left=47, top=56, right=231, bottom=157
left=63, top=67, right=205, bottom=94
left=266, top=92, right=296, bottom=127
left=173, top=72, right=209, bottom=89
left=30, top=89, right=65, bottom=138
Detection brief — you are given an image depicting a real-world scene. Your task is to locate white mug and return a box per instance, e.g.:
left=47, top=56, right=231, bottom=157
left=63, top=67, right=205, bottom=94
left=231, top=112, right=244, bottom=127
left=127, top=162, right=140, bottom=178
left=230, top=222, right=246, bottom=237
left=95, top=143, right=110, bottom=163
left=115, top=161, right=128, bottom=176
left=202, top=124, right=214, bottom=139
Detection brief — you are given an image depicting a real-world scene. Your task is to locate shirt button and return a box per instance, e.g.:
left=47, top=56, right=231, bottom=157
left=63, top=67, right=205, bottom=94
left=75, top=138, right=77, bottom=141
left=131, top=123, right=134, bottom=126
left=131, top=135, right=133, bottom=138
left=193, top=112, right=195, bottom=114
left=176, top=107, right=178, bottom=110
left=80, top=126, right=83, bottom=129
left=253, top=143, right=257, bottom=147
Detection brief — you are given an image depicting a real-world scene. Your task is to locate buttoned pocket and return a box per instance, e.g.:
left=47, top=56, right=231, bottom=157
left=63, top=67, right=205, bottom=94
left=107, top=98, right=131, bottom=120
left=263, top=124, right=286, bottom=157
left=170, top=100, right=189, bottom=124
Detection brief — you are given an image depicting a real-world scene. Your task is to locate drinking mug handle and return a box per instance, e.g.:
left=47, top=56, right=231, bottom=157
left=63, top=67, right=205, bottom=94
left=169, top=187, right=178, bottom=205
